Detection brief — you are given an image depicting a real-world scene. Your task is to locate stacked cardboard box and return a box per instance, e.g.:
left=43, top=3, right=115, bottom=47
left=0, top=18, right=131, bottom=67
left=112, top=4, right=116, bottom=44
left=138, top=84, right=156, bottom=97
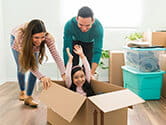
left=109, top=51, right=124, bottom=87
left=40, top=80, right=144, bottom=125
left=143, top=32, right=166, bottom=47
left=159, top=54, right=166, bottom=98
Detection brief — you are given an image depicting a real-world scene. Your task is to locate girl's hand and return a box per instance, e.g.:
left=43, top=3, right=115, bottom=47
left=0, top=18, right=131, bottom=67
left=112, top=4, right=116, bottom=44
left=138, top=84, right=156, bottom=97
left=66, top=48, right=73, bottom=60
left=61, top=73, right=66, bottom=81
left=73, top=45, right=85, bottom=58
left=40, top=76, right=52, bottom=90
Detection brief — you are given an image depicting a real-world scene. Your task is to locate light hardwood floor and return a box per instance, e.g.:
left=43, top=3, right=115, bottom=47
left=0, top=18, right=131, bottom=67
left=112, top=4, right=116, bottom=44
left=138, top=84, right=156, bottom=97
left=0, top=82, right=166, bottom=125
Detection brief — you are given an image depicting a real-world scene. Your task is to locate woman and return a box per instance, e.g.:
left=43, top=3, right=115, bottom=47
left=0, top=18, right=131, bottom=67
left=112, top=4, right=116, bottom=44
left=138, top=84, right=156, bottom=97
left=10, top=19, right=65, bottom=108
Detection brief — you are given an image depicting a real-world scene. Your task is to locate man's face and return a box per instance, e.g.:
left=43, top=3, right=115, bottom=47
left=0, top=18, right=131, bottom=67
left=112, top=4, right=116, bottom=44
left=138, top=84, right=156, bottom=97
left=76, top=16, right=94, bottom=32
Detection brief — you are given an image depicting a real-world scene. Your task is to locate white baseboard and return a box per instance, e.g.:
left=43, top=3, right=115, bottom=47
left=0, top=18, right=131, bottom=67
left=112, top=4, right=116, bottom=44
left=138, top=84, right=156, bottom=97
left=0, top=80, right=6, bottom=85
left=7, top=77, right=17, bottom=82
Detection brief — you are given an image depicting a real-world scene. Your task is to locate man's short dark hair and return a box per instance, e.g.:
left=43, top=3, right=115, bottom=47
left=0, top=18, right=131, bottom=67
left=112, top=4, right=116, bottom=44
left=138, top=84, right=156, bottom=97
left=77, top=6, right=94, bottom=19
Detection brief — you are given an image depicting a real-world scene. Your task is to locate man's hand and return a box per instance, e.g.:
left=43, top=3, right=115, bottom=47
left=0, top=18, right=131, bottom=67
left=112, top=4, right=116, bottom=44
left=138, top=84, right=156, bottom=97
left=91, top=63, right=98, bottom=77
left=66, top=48, right=73, bottom=60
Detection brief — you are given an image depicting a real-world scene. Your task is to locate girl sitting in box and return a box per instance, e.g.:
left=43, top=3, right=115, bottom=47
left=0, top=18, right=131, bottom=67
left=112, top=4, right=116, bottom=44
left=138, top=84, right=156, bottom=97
left=65, top=45, right=95, bottom=97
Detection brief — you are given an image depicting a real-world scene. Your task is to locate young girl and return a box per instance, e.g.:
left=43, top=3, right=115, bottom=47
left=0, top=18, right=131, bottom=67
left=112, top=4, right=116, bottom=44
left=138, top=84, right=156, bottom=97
left=65, top=45, right=95, bottom=97
left=11, top=19, right=65, bottom=107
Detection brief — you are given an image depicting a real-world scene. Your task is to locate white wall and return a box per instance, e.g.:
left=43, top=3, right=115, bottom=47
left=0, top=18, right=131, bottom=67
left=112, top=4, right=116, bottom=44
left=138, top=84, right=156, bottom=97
left=1, top=0, right=166, bottom=82
left=0, top=0, right=6, bottom=84
left=3, top=0, right=63, bottom=81
left=141, top=0, right=166, bottom=30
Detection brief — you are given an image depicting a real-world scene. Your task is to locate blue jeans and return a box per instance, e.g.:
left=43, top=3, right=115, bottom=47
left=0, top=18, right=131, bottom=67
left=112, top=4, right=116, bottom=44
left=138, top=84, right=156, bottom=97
left=10, top=35, right=38, bottom=96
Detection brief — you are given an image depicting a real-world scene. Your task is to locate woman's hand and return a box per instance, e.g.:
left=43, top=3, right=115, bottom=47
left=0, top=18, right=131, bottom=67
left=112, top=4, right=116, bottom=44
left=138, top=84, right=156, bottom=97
left=66, top=48, right=73, bottom=60
left=45, top=33, right=55, bottom=42
left=40, top=76, right=52, bottom=90
left=73, top=45, right=85, bottom=58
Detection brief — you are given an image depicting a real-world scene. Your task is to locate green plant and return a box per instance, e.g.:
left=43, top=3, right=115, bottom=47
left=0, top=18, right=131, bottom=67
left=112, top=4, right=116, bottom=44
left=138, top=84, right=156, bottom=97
left=125, top=32, right=143, bottom=41
left=99, top=50, right=110, bottom=69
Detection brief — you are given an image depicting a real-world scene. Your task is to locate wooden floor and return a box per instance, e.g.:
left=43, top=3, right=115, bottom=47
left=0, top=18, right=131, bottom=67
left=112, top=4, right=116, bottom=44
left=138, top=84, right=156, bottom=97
left=0, top=82, right=166, bottom=125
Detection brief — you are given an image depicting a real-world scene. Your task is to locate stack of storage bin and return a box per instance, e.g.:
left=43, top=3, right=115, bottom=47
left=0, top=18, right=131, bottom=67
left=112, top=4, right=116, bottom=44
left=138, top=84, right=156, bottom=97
left=122, top=47, right=166, bottom=100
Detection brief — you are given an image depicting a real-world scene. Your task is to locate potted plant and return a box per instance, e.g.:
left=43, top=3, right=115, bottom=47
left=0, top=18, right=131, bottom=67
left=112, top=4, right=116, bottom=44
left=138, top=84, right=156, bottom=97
left=125, top=32, right=143, bottom=41
left=95, top=50, right=110, bottom=81
left=124, top=32, right=150, bottom=47
left=99, top=50, right=110, bottom=69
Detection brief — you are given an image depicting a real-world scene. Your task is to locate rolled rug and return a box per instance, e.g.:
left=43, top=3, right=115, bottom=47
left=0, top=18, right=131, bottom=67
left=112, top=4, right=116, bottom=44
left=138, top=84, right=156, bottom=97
left=139, top=56, right=160, bottom=72
left=126, top=52, right=139, bottom=65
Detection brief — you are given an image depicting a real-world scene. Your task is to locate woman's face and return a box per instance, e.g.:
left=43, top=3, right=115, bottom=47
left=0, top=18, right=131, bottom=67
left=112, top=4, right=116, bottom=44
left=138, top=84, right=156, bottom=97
left=32, top=32, right=46, bottom=46
left=73, top=70, right=86, bottom=87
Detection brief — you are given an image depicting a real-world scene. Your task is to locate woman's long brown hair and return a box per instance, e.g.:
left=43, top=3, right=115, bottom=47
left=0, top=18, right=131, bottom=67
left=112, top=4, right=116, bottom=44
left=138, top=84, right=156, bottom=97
left=19, top=19, right=47, bottom=72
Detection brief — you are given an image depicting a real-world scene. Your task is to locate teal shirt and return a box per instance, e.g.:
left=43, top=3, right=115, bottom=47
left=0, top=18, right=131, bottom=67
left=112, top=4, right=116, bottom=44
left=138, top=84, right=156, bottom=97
left=63, top=17, right=104, bottom=65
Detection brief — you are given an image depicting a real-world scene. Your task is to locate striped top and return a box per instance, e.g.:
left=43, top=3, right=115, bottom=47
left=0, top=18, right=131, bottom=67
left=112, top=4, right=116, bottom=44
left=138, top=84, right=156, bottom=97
left=11, top=23, right=65, bottom=80
left=65, top=56, right=91, bottom=96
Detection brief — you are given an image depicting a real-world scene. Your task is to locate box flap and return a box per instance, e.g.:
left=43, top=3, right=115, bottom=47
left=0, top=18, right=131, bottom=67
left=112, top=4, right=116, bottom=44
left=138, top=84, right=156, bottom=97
left=40, top=83, right=86, bottom=122
left=90, top=80, right=124, bottom=93
left=88, top=89, right=145, bottom=113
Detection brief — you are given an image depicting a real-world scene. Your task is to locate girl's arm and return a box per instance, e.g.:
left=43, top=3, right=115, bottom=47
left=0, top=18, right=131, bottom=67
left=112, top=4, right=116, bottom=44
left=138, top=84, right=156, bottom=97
left=81, top=56, right=91, bottom=83
left=65, top=48, right=73, bottom=88
left=73, top=45, right=91, bottom=83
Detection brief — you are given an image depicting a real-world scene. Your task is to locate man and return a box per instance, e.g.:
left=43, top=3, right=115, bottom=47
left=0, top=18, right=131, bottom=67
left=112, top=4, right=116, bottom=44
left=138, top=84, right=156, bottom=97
left=63, top=6, right=103, bottom=77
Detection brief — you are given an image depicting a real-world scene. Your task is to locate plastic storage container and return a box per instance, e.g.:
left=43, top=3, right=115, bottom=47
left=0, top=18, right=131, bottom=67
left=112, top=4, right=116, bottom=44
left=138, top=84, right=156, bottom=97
left=124, top=47, right=166, bottom=72
left=122, top=66, right=164, bottom=100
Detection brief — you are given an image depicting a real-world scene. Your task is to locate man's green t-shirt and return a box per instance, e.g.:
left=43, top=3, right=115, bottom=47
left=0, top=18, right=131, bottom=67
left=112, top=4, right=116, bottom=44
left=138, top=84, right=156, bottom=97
left=63, top=17, right=104, bottom=65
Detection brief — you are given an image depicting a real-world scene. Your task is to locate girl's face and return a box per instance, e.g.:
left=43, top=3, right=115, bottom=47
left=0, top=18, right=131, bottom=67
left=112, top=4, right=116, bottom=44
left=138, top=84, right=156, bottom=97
left=32, top=32, right=46, bottom=46
left=73, top=70, right=86, bottom=87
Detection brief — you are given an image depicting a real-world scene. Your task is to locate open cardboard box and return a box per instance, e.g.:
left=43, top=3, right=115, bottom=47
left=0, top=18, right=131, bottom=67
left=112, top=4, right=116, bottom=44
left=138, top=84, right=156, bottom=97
left=40, top=80, right=144, bottom=125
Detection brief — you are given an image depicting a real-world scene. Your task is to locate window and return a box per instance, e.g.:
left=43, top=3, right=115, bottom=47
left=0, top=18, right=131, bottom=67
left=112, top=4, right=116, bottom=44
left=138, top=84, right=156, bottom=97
left=60, top=0, right=143, bottom=27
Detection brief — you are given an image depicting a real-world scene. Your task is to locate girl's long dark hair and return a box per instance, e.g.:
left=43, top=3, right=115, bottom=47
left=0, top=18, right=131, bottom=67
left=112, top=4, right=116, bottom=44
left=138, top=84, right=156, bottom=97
left=70, top=66, right=95, bottom=97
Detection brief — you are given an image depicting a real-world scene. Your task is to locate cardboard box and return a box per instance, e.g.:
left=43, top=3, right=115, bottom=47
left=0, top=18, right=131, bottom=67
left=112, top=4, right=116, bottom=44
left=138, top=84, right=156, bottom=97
left=159, top=54, right=166, bottom=71
left=109, top=51, right=125, bottom=87
left=143, top=32, right=166, bottom=47
left=158, top=54, right=166, bottom=98
left=162, top=74, right=166, bottom=98
left=40, top=80, right=144, bottom=125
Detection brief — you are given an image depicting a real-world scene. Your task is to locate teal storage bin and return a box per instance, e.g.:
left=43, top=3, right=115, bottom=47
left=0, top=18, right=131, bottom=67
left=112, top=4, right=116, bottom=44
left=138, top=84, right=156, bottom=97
left=125, top=84, right=161, bottom=100
left=122, top=66, right=164, bottom=100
